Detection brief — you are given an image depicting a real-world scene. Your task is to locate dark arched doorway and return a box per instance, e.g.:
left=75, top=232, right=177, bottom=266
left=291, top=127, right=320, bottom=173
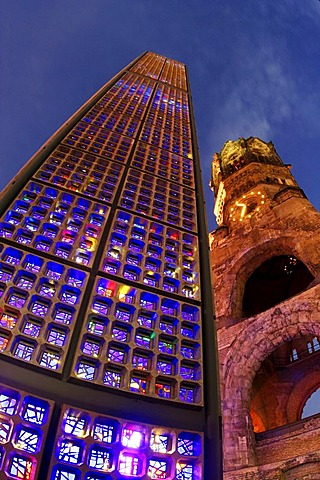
left=243, top=255, right=314, bottom=317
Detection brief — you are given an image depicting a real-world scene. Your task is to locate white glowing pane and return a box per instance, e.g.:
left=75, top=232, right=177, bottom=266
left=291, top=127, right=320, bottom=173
left=122, top=428, right=144, bottom=449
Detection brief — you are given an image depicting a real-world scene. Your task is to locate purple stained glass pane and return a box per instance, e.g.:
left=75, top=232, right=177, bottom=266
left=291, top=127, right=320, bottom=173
left=103, top=369, right=121, bottom=388
left=82, top=340, right=101, bottom=357
left=23, top=321, right=41, bottom=337
left=14, top=342, right=34, bottom=361
left=179, top=387, right=195, bottom=404
left=47, top=328, right=67, bottom=347
left=107, top=347, right=125, bottom=364
left=39, top=350, right=60, bottom=370
left=157, top=360, right=173, bottom=375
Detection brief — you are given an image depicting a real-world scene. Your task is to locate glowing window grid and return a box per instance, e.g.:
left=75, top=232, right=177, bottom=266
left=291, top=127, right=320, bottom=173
left=140, top=84, right=192, bottom=158
left=0, top=182, right=109, bottom=267
left=34, top=145, right=125, bottom=203
left=72, top=277, right=202, bottom=404
left=49, top=404, right=203, bottom=480
left=82, top=72, right=156, bottom=122
left=119, top=169, right=197, bottom=232
left=130, top=52, right=166, bottom=79
left=131, top=141, right=194, bottom=188
left=160, top=59, right=188, bottom=91
left=101, top=210, right=200, bottom=299
left=0, top=243, right=88, bottom=371
left=0, top=384, right=53, bottom=480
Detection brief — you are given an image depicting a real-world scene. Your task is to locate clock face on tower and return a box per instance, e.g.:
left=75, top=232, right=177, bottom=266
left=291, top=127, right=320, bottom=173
left=229, top=191, right=265, bottom=223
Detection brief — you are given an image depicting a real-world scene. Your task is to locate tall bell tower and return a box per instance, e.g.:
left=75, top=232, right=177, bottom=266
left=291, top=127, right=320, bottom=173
left=210, top=137, right=320, bottom=479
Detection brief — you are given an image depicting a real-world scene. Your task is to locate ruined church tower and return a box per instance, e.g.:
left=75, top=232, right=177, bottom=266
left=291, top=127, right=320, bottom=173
left=210, top=137, right=320, bottom=479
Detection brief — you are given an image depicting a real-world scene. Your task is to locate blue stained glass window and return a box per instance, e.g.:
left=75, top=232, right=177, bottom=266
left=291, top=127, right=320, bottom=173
left=0, top=263, right=14, bottom=281
left=161, top=299, right=179, bottom=316
left=88, top=445, right=112, bottom=470
left=82, top=338, right=101, bottom=357
left=15, top=271, right=36, bottom=289
left=103, top=369, right=122, bottom=388
left=130, top=376, right=148, bottom=394
left=38, top=280, right=56, bottom=298
left=47, top=328, right=67, bottom=347
left=135, top=331, right=152, bottom=349
left=181, top=325, right=197, bottom=339
left=14, top=426, right=41, bottom=453
left=7, top=288, right=28, bottom=308
left=181, top=305, right=199, bottom=322
left=107, top=347, right=125, bottom=364
left=54, top=305, right=75, bottom=325
left=66, top=269, right=86, bottom=288
left=60, top=287, right=80, bottom=305
left=148, top=459, right=169, bottom=479
left=63, top=410, right=89, bottom=437
left=57, top=439, right=83, bottom=465
left=21, top=396, right=49, bottom=425
left=0, top=418, right=12, bottom=443
left=87, top=317, right=105, bottom=336
left=140, top=293, right=158, bottom=311
left=29, top=296, right=51, bottom=317
left=46, top=262, right=64, bottom=281
left=76, top=362, right=96, bottom=381
left=0, top=391, right=20, bottom=415
left=13, top=341, right=34, bottom=361
left=22, top=319, right=42, bottom=338
left=51, top=465, right=80, bottom=480
left=157, top=360, right=173, bottom=375
left=23, top=254, right=43, bottom=273
left=177, top=433, right=201, bottom=456
left=93, top=418, right=118, bottom=444
left=181, top=343, right=196, bottom=359
left=179, top=386, right=195, bottom=404
left=39, top=350, right=60, bottom=370
left=155, top=382, right=172, bottom=399
left=158, top=339, right=175, bottom=355
left=137, top=310, right=156, bottom=329
left=92, top=297, right=112, bottom=315
left=176, top=462, right=194, bottom=480
left=8, top=454, right=35, bottom=480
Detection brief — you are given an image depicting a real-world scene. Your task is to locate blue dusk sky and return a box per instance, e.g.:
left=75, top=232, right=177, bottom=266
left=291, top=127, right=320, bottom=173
left=1, top=1, right=320, bottom=232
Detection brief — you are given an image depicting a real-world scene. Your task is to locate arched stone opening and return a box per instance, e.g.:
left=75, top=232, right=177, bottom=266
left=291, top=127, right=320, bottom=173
left=243, top=255, right=314, bottom=317
left=225, top=236, right=317, bottom=320
left=221, top=290, right=320, bottom=471
left=249, top=334, right=320, bottom=432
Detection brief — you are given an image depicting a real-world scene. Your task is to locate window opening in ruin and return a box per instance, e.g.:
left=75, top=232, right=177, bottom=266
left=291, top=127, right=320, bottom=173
left=250, top=336, right=320, bottom=433
left=301, top=387, right=320, bottom=419
left=243, top=255, right=314, bottom=317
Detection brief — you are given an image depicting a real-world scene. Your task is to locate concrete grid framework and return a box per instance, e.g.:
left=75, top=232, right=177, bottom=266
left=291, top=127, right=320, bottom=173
left=0, top=53, right=221, bottom=480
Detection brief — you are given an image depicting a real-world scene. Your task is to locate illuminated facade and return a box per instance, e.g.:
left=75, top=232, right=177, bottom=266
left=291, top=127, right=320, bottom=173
left=210, top=137, right=320, bottom=479
left=0, top=53, right=221, bottom=479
